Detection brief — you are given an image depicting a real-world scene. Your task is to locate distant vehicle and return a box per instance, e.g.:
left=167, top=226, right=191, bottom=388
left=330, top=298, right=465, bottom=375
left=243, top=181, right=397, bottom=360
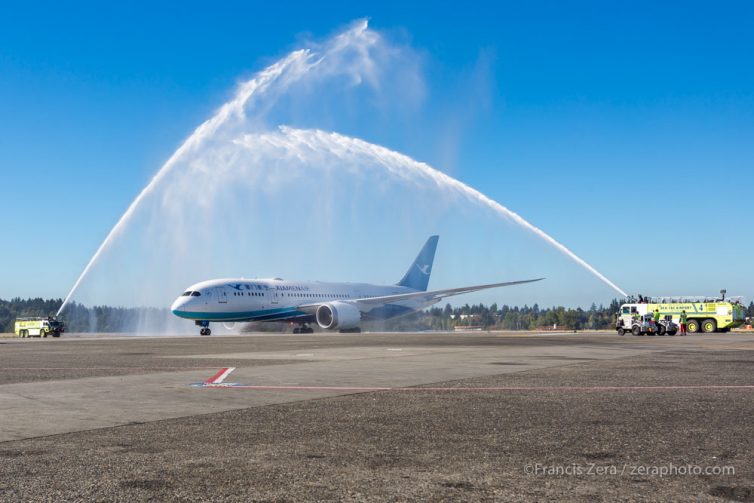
left=617, top=294, right=745, bottom=334
left=657, top=316, right=679, bottom=336
left=617, top=313, right=665, bottom=336
left=14, top=317, right=64, bottom=338
left=171, top=235, right=544, bottom=336
left=619, top=313, right=680, bottom=336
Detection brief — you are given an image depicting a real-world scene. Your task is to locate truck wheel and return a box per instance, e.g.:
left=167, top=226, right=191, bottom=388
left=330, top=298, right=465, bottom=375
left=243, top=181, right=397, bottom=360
left=657, top=325, right=666, bottom=336
left=686, top=320, right=700, bottom=333
left=667, top=330, right=677, bottom=336
left=52, top=331, right=61, bottom=338
left=617, top=328, right=625, bottom=336
left=702, top=319, right=717, bottom=333
left=632, top=325, right=641, bottom=336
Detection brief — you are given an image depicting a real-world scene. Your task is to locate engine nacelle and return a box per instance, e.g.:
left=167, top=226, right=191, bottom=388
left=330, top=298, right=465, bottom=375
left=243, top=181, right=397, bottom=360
left=315, top=302, right=361, bottom=330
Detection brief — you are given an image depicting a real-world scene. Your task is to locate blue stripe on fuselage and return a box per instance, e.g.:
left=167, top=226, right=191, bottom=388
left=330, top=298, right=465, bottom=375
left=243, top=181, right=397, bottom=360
left=173, top=303, right=420, bottom=323
left=172, top=306, right=305, bottom=322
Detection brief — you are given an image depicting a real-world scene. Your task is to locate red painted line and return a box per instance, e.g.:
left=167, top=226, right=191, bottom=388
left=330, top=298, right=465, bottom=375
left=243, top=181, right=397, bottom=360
left=205, top=367, right=235, bottom=384
left=202, top=384, right=754, bottom=392
left=213, top=367, right=236, bottom=384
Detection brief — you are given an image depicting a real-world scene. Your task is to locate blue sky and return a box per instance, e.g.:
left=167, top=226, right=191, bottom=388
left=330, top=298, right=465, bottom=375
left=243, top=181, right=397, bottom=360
left=1, top=1, right=753, bottom=305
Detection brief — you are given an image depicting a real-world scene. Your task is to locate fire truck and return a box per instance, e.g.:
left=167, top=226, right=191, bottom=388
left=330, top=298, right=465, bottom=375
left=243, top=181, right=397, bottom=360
left=616, top=291, right=746, bottom=335
left=14, top=317, right=64, bottom=338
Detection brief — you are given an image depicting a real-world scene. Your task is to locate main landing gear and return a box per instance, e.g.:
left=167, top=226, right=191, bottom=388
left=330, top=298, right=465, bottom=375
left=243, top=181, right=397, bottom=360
left=293, top=324, right=314, bottom=334
left=196, top=320, right=211, bottom=336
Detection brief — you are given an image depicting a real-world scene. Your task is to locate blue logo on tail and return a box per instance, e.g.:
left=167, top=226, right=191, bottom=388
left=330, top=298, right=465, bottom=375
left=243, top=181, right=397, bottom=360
left=397, top=236, right=439, bottom=292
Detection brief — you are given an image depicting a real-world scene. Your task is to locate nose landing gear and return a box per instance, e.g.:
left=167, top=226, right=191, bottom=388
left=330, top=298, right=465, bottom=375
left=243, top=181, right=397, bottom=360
left=293, top=324, right=314, bottom=334
left=196, top=320, right=211, bottom=336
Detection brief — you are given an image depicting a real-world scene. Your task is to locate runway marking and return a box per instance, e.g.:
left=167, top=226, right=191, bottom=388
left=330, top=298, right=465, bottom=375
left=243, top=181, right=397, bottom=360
left=193, top=381, right=754, bottom=392
left=204, top=367, right=236, bottom=385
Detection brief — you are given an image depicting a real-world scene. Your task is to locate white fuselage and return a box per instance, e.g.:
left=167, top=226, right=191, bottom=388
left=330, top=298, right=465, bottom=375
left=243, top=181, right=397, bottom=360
left=170, top=235, right=543, bottom=334
left=170, top=278, right=433, bottom=323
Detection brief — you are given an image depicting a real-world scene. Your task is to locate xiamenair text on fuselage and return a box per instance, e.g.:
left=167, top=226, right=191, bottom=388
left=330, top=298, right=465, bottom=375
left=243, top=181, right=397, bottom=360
left=171, top=236, right=543, bottom=335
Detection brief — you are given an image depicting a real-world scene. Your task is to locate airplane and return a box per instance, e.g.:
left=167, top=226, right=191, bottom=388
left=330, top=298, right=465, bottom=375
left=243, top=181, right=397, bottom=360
left=170, top=235, right=543, bottom=335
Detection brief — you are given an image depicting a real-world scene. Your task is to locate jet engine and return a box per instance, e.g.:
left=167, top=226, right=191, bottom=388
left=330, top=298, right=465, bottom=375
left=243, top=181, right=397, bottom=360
left=315, top=302, right=361, bottom=330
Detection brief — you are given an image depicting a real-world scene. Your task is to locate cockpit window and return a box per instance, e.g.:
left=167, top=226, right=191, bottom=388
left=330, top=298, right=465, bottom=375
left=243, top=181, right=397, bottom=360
left=182, top=291, right=192, bottom=296
left=191, top=291, right=201, bottom=297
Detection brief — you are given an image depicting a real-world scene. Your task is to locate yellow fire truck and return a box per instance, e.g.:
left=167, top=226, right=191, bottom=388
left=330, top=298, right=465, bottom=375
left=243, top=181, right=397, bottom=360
left=14, top=317, right=64, bottom=338
left=617, top=293, right=746, bottom=335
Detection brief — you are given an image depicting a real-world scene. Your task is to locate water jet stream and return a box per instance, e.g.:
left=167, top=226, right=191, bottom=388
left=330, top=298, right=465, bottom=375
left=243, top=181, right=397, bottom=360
left=248, top=126, right=628, bottom=298
left=57, top=21, right=626, bottom=317
left=57, top=47, right=317, bottom=316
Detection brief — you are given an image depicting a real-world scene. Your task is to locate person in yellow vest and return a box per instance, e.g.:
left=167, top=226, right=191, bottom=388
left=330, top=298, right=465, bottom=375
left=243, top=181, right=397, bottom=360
left=679, top=310, right=688, bottom=336
left=653, top=308, right=661, bottom=331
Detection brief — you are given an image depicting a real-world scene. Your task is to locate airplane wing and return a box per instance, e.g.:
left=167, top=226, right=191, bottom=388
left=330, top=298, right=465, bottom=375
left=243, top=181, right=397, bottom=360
left=296, top=278, right=544, bottom=314
left=352, top=278, right=544, bottom=305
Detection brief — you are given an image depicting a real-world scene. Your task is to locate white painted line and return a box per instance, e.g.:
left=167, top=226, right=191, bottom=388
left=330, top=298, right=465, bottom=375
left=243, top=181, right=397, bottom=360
left=205, top=367, right=236, bottom=384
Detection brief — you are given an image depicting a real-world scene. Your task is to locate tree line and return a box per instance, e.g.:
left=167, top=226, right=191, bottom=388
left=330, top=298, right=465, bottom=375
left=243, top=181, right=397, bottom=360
left=383, top=300, right=625, bottom=331
left=0, top=298, right=172, bottom=333
left=2, top=297, right=753, bottom=333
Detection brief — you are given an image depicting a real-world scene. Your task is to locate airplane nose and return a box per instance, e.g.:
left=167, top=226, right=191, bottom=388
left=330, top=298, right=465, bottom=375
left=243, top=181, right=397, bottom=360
left=171, top=296, right=188, bottom=315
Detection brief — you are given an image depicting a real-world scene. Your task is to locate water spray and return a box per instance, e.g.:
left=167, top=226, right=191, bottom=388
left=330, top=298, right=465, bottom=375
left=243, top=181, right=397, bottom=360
left=241, top=126, right=628, bottom=298
left=57, top=20, right=626, bottom=317
left=57, top=48, right=317, bottom=316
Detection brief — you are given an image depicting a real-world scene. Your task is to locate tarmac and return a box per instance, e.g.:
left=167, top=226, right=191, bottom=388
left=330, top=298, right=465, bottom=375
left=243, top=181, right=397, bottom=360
left=0, top=331, right=752, bottom=501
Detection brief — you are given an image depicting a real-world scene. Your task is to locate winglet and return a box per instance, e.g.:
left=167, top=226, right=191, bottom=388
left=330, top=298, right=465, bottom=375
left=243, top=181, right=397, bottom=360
left=396, top=235, right=439, bottom=292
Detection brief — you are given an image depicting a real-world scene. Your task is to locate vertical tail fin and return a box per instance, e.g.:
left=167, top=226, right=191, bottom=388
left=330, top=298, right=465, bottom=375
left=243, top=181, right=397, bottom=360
left=397, top=235, right=439, bottom=292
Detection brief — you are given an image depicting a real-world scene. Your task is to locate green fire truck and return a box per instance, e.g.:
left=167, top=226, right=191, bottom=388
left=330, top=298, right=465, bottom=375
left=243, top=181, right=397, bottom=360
left=616, top=294, right=746, bottom=335
left=14, top=317, right=64, bottom=338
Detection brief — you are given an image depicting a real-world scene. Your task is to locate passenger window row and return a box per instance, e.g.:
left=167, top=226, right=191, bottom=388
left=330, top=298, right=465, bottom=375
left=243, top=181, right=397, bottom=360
left=287, top=293, right=351, bottom=299
left=228, top=290, right=352, bottom=299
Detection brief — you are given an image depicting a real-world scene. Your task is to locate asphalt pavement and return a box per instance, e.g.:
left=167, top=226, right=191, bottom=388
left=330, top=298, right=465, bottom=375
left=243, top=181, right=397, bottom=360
left=0, top=331, right=752, bottom=501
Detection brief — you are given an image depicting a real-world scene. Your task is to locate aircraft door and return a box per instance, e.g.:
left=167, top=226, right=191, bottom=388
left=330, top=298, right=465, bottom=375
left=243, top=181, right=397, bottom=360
left=216, top=288, right=228, bottom=304
left=269, top=288, right=279, bottom=305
